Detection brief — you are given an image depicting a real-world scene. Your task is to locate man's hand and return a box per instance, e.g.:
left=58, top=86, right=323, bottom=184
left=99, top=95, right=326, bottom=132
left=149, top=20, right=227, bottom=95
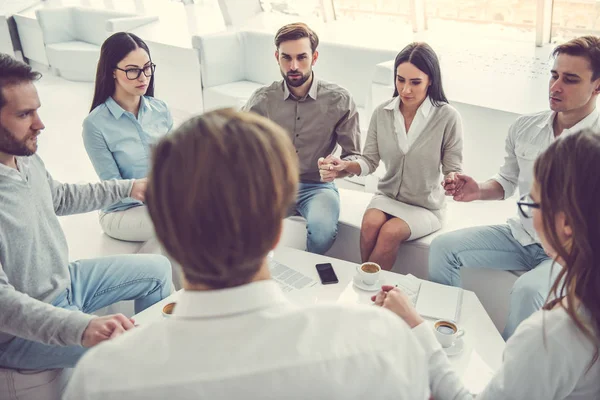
left=372, top=286, right=424, bottom=329
left=82, top=314, right=136, bottom=348
left=318, top=155, right=348, bottom=182
left=130, top=178, right=148, bottom=202
left=442, top=173, right=480, bottom=202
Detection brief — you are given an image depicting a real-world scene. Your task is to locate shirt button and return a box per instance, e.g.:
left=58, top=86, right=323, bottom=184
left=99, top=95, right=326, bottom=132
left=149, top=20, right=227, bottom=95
left=297, top=117, right=300, bottom=120
left=296, top=134, right=299, bottom=137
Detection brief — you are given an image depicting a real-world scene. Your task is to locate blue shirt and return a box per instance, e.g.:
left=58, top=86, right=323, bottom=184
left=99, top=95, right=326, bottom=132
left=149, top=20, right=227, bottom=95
left=83, top=96, right=173, bottom=213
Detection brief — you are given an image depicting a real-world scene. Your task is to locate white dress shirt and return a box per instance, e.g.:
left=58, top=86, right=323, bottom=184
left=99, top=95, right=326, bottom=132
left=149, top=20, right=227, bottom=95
left=358, top=96, right=433, bottom=176
left=64, top=280, right=430, bottom=400
left=412, top=307, right=600, bottom=399
left=493, top=108, right=600, bottom=246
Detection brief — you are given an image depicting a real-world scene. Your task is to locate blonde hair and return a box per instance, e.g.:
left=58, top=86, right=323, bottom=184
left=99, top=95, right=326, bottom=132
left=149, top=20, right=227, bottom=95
left=147, top=109, right=298, bottom=288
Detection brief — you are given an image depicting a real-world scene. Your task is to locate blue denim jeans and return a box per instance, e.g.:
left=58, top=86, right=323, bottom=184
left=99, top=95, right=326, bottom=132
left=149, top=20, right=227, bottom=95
left=293, top=182, right=340, bottom=255
left=428, top=225, right=558, bottom=339
left=0, top=254, right=171, bottom=370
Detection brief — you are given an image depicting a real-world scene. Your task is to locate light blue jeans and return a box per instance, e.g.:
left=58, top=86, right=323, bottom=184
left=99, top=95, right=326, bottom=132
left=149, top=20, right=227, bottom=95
left=293, top=182, right=340, bottom=255
left=428, top=225, right=558, bottom=339
left=0, top=254, right=172, bottom=370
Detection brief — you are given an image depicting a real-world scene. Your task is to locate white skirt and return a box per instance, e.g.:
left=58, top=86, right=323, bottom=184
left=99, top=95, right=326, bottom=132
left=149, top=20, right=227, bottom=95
left=366, top=194, right=443, bottom=241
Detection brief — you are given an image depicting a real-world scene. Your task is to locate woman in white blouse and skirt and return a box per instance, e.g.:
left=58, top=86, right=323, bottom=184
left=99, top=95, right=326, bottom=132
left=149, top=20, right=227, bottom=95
left=320, top=42, right=463, bottom=270
left=375, top=131, right=600, bottom=399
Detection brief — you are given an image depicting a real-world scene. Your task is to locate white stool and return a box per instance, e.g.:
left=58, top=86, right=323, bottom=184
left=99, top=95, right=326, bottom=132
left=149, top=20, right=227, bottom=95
left=0, top=367, right=72, bottom=400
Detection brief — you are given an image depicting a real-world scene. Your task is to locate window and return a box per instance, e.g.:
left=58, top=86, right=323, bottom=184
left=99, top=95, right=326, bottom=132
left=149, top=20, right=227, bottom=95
left=551, top=0, right=600, bottom=43
left=425, top=0, right=538, bottom=43
left=332, top=0, right=411, bottom=25
left=260, top=0, right=324, bottom=19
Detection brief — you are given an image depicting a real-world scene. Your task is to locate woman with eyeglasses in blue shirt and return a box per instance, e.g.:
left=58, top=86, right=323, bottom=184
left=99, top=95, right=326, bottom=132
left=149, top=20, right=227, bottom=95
left=83, top=32, right=173, bottom=242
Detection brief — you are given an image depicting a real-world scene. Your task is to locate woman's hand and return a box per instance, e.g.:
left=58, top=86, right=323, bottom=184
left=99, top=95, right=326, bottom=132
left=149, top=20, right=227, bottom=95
left=372, top=285, right=425, bottom=328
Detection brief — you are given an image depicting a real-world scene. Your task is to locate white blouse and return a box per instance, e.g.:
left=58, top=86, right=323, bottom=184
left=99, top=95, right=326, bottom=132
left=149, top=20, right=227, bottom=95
left=413, top=307, right=600, bottom=399
left=358, top=96, right=434, bottom=176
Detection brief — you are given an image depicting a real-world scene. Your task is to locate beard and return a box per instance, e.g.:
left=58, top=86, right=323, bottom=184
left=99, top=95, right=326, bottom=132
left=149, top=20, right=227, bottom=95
left=0, top=122, right=38, bottom=157
left=282, top=69, right=312, bottom=88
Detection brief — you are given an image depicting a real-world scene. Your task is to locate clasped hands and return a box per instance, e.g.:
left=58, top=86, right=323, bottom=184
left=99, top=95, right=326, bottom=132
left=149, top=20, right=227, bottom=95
left=318, top=155, right=348, bottom=182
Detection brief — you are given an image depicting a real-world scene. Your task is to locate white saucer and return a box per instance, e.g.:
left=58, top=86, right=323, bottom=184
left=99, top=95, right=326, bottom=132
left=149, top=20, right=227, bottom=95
left=442, top=338, right=464, bottom=356
left=352, top=276, right=381, bottom=292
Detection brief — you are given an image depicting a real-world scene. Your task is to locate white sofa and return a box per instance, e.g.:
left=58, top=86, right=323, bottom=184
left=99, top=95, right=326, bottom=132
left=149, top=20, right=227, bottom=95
left=280, top=187, right=522, bottom=332
left=192, top=29, right=396, bottom=130
left=33, top=6, right=158, bottom=81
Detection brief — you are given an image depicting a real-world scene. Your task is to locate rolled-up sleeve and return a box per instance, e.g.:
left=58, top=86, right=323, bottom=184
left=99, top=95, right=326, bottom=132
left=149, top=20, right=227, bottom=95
left=492, top=119, right=520, bottom=199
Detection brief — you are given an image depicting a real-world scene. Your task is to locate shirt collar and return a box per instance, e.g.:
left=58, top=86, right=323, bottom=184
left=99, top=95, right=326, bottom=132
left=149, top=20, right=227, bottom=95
left=105, top=96, right=126, bottom=119
left=105, top=96, right=148, bottom=119
left=0, top=156, right=29, bottom=181
left=173, top=280, right=289, bottom=319
left=384, top=96, right=433, bottom=118
left=283, top=73, right=318, bottom=101
left=536, top=108, right=600, bottom=134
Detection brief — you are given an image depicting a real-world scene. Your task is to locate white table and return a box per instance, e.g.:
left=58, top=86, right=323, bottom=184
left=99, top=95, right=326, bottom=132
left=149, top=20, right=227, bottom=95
left=134, top=246, right=505, bottom=390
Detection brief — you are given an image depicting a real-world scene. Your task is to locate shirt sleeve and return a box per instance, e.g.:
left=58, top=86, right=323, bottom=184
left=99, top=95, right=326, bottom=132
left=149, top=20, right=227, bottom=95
left=414, top=311, right=590, bottom=400
left=335, top=94, right=361, bottom=161
left=492, top=118, right=520, bottom=199
left=242, top=89, right=267, bottom=117
left=441, top=107, right=464, bottom=176
left=45, top=167, right=133, bottom=216
left=356, top=107, right=381, bottom=175
left=82, top=118, right=123, bottom=181
left=0, top=258, right=94, bottom=346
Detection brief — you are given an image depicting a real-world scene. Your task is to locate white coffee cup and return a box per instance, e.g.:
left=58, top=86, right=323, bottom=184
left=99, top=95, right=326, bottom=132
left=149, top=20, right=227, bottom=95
left=433, top=320, right=465, bottom=348
left=355, top=262, right=381, bottom=286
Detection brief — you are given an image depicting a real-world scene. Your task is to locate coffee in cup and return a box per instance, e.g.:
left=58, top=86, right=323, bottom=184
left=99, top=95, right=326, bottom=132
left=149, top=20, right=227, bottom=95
left=355, top=262, right=381, bottom=286
left=433, top=320, right=465, bottom=348
left=162, top=302, right=176, bottom=317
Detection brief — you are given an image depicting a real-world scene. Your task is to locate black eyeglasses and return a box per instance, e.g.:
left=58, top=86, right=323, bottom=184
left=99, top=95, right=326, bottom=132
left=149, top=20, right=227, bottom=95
left=114, top=63, right=156, bottom=80
left=517, top=194, right=540, bottom=218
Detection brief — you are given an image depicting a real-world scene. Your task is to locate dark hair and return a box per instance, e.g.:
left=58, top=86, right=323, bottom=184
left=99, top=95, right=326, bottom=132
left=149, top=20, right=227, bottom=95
left=89, top=32, right=154, bottom=112
left=0, top=53, right=41, bottom=111
left=275, top=22, right=319, bottom=53
left=392, top=42, right=448, bottom=106
left=537, top=130, right=600, bottom=366
left=147, top=109, right=298, bottom=289
left=553, top=35, right=600, bottom=80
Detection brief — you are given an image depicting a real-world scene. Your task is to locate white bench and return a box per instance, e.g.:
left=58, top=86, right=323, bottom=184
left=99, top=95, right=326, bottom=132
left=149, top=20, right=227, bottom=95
left=280, top=187, right=522, bottom=332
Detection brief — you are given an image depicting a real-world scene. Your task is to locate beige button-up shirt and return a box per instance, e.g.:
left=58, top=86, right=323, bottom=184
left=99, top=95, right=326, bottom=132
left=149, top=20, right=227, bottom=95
left=243, top=76, right=361, bottom=183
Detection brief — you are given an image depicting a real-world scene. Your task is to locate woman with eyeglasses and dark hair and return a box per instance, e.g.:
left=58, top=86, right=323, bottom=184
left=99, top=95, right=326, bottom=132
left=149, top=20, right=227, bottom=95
left=374, top=130, right=600, bottom=399
left=319, top=42, right=463, bottom=271
left=83, top=32, right=173, bottom=242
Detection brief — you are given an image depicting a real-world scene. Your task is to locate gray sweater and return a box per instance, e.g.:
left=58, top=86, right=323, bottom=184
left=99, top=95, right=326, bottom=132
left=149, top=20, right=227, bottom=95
left=0, top=155, right=133, bottom=347
left=359, top=99, right=463, bottom=211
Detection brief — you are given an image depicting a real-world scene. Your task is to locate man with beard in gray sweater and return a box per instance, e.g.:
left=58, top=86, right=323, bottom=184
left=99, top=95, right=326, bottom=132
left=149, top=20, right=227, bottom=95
left=0, top=54, right=172, bottom=371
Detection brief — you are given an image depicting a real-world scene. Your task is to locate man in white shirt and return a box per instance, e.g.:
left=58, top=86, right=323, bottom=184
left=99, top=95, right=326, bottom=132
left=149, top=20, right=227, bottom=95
left=432, top=35, right=600, bottom=339
left=63, top=109, right=430, bottom=400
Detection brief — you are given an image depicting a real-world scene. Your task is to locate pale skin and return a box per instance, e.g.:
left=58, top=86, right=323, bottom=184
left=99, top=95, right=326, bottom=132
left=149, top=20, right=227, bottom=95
left=444, top=53, right=600, bottom=201
left=0, top=80, right=147, bottom=347
left=375, top=178, right=573, bottom=327
left=319, top=62, right=458, bottom=270
left=112, top=47, right=152, bottom=117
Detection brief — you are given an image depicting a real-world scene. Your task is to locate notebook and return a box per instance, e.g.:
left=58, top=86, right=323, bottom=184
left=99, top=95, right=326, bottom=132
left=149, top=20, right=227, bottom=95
left=415, top=280, right=463, bottom=322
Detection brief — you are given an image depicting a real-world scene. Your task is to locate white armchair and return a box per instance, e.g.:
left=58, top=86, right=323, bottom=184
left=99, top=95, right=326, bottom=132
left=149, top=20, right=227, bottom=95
left=35, top=6, right=158, bottom=82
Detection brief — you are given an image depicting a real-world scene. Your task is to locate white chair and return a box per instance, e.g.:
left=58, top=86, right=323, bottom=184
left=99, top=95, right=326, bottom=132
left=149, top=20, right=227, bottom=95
left=35, top=6, right=158, bottom=81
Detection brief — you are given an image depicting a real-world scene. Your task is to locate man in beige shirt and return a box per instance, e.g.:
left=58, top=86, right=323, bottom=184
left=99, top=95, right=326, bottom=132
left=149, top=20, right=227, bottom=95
left=243, top=23, right=361, bottom=255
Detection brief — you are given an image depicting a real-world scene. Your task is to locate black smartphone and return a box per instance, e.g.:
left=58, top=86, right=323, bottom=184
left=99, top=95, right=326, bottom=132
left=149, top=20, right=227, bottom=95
left=316, top=263, right=339, bottom=285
